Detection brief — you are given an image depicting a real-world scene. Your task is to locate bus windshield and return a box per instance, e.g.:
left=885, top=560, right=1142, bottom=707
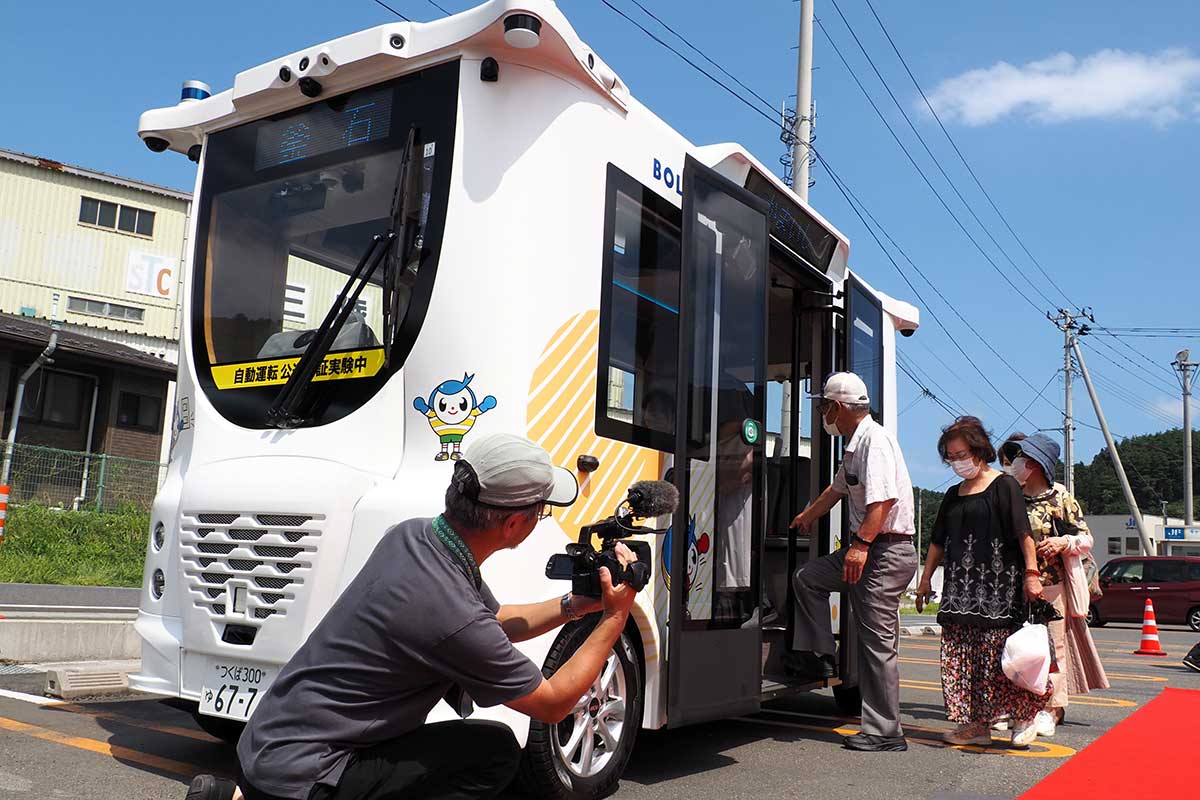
left=190, top=62, right=459, bottom=428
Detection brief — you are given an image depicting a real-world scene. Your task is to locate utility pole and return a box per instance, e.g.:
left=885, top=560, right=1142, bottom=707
left=1172, top=350, right=1197, bottom=526
left=1049, top=310, right=1077, bottom=492
left=792, top=0, right=814, bottom=202
left=1072, top=334, right=1155, bottom=555
left=916, top=489, right=923, bottom=559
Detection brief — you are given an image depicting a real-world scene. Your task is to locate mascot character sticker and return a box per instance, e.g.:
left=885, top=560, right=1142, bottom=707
left=414, top=374, right=497, bottom=461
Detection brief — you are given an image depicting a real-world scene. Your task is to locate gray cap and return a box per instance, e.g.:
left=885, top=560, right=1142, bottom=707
left=460, top=433, right=578, bottom=508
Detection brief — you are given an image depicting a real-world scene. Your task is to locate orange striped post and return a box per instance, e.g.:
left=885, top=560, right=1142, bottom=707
left=1134, top=598, right=1169, bottom=656
left=0, top=483, right=8, bottom=544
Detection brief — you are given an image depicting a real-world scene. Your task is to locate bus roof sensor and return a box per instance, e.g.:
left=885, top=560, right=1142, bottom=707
left=503, top=13, right=541, bottom=48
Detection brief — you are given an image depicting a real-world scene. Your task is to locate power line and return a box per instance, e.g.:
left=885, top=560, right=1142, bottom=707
left=859, top=0, right=1075, bottom=308
left=896, top=359, right=960, bottom=417
left=370, top=0, right=409, bottom=21
left=813, top=13, right=1044, bottom=315
left=997, top=372, right=1058, bottom=440
left=825, top=0, right=1058, bottom=311
left=856, top=0, right=1179, bottom=391
left=599, top=0, right=1043, bottom=427
left=425, top=0, right=450, bottom=14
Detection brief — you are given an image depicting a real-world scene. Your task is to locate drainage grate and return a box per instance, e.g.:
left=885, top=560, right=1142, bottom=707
left=0, top=664, right=41, bottom=676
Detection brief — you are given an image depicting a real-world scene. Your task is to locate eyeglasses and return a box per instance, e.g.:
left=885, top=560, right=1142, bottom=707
left=536, top=504, right=554, bottom=521
left=945, top=449, right=972, bottom=462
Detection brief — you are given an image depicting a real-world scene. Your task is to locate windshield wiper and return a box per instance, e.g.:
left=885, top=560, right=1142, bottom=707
left=266, top=126, right=419, bottom=429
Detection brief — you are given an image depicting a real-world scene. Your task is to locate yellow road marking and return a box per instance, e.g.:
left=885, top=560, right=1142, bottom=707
left=898, top=679, right=1136, bottom=707
left=1103, top=672, right=1168, bottom=683
left=0, top=715, right=202, bottom=776
left=54, top=703, right=220, bottom=743
left=737, top=712, right=1074, bottom=758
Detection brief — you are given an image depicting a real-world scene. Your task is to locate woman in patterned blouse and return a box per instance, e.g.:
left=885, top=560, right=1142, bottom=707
left=999, top=433, right=1109, bottom=739
left=914, top=417, right=1047, bottom=748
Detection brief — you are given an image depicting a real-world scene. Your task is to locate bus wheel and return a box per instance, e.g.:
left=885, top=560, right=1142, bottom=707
left=832, top=683, right=861, bottom=717
left=518, top=621, right=642, bottom=800
left=191, top=711, right=245, bottom=745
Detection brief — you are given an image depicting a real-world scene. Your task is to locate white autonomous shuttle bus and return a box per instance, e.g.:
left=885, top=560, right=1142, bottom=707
left=135, top=1, right=919, bottom=795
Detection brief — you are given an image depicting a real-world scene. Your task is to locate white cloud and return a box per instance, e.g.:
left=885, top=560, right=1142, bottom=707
left=925, top=48, right=1200, bottom=125
left=1153, top=397, right=1200, bottom=425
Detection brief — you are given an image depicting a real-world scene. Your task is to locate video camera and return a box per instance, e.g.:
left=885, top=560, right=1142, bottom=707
left=544, top=480, right=679, bottom=598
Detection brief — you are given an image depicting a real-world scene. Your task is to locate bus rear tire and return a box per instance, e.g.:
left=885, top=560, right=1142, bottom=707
left=517, top=620, right=642, bottom=800
left=832, top=683, right=861, bottom=717
left=191, top=710, right=246, bottom=745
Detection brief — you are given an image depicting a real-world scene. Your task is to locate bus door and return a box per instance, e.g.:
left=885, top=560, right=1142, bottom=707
left=667, top=156, right=769, bottom=726
left=836, top=273, right=887, bottom=689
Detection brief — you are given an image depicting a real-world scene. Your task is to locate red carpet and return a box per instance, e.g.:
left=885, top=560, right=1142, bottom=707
left=1021, top=687, right=1200, bottom=799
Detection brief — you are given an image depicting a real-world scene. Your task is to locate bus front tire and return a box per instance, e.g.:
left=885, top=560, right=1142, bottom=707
left=517, top=620, right=643, bottom=800
left=832, top=683, right=861, bottom=717
left=191, top=710, right=246, bottom=745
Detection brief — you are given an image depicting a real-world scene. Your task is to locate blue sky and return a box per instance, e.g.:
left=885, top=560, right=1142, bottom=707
left=5, top=0, right=1198, bottom=490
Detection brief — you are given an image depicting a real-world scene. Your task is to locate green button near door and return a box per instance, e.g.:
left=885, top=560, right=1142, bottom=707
left=741, top=418, right=760, bottom=446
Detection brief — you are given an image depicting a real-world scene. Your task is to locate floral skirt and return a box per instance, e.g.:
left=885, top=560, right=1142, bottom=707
left=941, top=623, right=1050, bottom=724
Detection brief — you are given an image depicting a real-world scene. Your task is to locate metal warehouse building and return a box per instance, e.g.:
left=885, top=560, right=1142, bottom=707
left=0, top=148, right=190, bottom=506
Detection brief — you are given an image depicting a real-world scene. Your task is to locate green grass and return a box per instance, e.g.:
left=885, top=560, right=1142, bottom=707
left=0, top=505, right=148, bottom=587
left=898, top=600, right=940, bottom=616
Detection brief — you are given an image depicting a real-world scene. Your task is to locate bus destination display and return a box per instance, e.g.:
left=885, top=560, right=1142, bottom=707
left=255, top=87, right=393, bottom=171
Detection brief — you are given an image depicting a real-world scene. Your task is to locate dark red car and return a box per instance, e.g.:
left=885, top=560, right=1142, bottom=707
left=1090, top=556, right=1200, bottom=631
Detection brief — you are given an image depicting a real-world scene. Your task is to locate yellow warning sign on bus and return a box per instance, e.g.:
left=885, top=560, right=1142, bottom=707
left=211, top=348, right=385, bottom=390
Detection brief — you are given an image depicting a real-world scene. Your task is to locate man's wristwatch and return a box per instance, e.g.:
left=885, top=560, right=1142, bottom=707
left=851, top=533, right=874, bottom=548
left=561, top=593, right=582, bottom=622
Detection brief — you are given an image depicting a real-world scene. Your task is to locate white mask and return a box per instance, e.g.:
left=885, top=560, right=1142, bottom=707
left=1011, top=456, right=1032, bottom=484
left=822, top=405, right=841, bottom=437
left=950, top=458, right=981, bottom=480
left=1001, top=464, right=1016, bottom=477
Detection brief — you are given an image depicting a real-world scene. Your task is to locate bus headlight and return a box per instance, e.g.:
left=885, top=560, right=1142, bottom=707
left=152, top=522, right=165, bottom=552
left=151, top=569, right=166, bottom=600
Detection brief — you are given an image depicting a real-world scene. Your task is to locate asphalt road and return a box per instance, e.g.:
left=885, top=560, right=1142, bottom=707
left=0, top=623, right=1195, bottom=800
left=0, top=583, right=139, bottom=619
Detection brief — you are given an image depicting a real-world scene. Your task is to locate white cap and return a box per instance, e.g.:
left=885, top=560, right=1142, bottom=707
left=813, top=372, right=870, bottom=405
left=459, top=433, right=578, bottom=508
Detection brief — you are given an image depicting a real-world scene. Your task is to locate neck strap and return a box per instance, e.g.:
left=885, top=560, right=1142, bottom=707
left=433, top=515, right=481, bottom=590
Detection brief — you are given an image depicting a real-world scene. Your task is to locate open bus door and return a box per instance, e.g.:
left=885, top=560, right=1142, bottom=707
left=832, top=273, right=888, bottom=698
left=667, top=156, right=769, bottom=726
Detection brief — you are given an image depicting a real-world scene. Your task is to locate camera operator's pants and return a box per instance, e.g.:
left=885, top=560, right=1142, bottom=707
left=241, top=721, right=520, bottom=800
left=791, top=538, right=917, bottom=738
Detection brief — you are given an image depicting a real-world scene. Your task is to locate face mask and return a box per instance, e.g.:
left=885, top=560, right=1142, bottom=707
left=1011, top=456, right=1032, bottom=484
left=950, top=458, right=981, bottom=479
left=1001, top=464, right=1015, bottom=477
left=822, top=405, right=841, bottom=437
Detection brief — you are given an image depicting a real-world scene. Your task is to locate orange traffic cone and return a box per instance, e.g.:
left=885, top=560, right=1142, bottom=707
left=1134, top=598, right=1169, bottom=656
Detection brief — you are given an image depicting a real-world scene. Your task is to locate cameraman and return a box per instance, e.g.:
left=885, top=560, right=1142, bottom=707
left=187, top=433, right=640, bottom=800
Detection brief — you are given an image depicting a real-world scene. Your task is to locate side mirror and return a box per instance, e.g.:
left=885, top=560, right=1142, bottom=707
left=1100, top=578, right=1111, bottom=588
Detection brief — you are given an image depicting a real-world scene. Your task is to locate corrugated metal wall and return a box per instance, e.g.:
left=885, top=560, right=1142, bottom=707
left=0, top=158, right=189, bottom=341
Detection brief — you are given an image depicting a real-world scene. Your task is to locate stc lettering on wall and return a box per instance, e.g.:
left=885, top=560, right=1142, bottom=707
left=127, top=250, right=177, bottom=299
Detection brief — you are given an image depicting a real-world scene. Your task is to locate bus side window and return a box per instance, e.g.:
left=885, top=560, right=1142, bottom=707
left=596, top=165, right=683, bottom=452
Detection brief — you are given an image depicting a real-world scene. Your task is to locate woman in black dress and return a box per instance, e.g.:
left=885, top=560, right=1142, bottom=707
left=914, top=417, right=1046, bottom=748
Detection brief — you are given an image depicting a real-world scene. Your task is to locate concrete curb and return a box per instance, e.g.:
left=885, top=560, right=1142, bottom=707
left=899, top=624, right=942, bottom=637
left=0, top=620, right=138, bottom=663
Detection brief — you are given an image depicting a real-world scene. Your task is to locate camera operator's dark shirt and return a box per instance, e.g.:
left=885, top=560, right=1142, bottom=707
left=237, top=517, right=544, bottom=798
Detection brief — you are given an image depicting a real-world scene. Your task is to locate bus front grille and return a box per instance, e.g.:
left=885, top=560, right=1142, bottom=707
left=179, top=510, right=325, bottom=622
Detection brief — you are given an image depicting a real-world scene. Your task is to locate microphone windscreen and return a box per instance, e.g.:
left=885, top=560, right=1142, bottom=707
left=626, top=480, right=680, bottom=517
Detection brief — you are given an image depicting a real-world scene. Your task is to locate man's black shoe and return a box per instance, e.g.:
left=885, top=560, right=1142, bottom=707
left=782, top=651, right=836, bottom=680
left=186, top=775, right=237, bottom=800
left=1183, top=655, right=1200, bottom=673
left=842, top=733, right=908, bottom=752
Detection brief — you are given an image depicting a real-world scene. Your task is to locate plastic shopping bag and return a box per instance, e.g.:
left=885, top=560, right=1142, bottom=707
left=1002, top=622, right=1051, bottom=695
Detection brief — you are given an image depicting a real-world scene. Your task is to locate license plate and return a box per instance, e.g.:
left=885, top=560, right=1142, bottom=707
left=199, top=660, right=272, bottom=721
